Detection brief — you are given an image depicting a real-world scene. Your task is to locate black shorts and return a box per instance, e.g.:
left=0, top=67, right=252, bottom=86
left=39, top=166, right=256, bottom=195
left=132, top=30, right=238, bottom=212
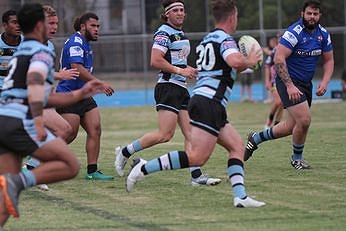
left=56, top=97, right=97, bottom=117
left=154, top=83, right=190, bottom=114
left=0, top=116, right=56, bottom=157
left=276, top=77, right=312, bottom=108
left=188, top=95, right=228, bottom=137
left=240, top=73, right=253, bottom=86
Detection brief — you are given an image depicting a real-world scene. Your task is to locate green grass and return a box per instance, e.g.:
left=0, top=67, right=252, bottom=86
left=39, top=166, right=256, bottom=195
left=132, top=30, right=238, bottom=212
left=6, top=101, right=346, bottom=231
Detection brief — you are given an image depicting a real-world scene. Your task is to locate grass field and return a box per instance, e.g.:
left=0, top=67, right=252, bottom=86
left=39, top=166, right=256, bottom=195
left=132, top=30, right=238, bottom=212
left=5, top=101, right=346, bottom=231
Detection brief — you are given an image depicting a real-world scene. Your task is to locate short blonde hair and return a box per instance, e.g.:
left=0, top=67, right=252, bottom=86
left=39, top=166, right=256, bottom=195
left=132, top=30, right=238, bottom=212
left=43, top=5, right=57, bottom=17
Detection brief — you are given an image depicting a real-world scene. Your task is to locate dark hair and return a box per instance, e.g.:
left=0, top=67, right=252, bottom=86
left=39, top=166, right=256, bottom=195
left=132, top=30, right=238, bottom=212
left=302, top=0, right=321, bottom=12
left=2, top=10, right=16, bottom=23
left=211, top=0, right=237, bottom=23
left=160, top=0, right=184, bottom=22
left=73, top=12, right=98, bottom=32
left=17, top=3, right=45, bottom=34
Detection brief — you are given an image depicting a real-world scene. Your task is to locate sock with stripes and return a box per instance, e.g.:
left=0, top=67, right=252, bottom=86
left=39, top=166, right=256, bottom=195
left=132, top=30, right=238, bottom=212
left=227, top=158, right=247, bottom=199
left=122, top=139, right=142, bottom=158
left=253, top=127, right=275, bottom=145
left=142, top=151, right=189, bottom=175
left=292, top=143, right=304, bottom=161
left=190, top=167, right=203, bottom=179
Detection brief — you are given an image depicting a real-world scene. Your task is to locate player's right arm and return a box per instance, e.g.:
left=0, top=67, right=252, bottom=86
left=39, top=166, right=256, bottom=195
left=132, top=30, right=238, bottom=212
left=274, top=43, right=302, bottom=102
left=47, top=79, right=104, bottom=107
left=150, top=48, right=197, bottom=79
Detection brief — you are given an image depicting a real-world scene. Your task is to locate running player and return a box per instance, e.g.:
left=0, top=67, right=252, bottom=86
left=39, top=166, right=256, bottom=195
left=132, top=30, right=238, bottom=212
left=244, top=0, right=334, bottom=170
left=0, top=3, right=105, bottom=228
left=125, top=0, right=265, bottom=208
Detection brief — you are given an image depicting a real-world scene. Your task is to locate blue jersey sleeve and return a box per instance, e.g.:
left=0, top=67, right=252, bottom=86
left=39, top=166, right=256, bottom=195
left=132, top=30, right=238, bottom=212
left=65, top=42, right=84, bottom=65
left=322, top=32, right=333, bottom=53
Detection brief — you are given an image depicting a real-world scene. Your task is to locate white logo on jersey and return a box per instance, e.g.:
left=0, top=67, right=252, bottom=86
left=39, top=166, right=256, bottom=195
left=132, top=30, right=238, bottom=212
left=282, top=31, right=298, bottom=47
left=69, top=46, right=84, bottom=57
left=74, top=36, right=83, bottom=45
left=293, top=25, right=303, bottom=34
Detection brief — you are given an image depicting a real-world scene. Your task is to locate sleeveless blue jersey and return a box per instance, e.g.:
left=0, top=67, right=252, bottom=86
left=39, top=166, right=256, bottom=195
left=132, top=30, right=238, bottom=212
left=153, top=23, right=190, bottom=88
left=56, top=32, right=93, bottom=92
left=0, top=34, right=23, bottom=89
left=0, top=38, right=55, bottom=119
left=194, top=29, right=238, bottom=107
left=280, top=18, right=333, bottom=82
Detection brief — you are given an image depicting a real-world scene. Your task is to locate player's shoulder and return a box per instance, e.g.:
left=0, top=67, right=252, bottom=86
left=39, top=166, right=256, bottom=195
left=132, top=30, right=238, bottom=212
left=317, top=24, right=331, bottom=37
left=65, top=32, right=85, bottom=47
left=203, top=29, right=234, bottom=44
left=16, top=39, right=55, bottom=58
left=286, top=19, right=304, bottom=36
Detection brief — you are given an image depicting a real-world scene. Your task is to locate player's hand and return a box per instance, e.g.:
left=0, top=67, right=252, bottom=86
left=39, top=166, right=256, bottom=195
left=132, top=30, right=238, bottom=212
left=56, top=68, right=79, bottom=80
left=180, top=66, right=198, bottom=79
left=247, top=45, right=262, bottom=67
left=286, top=83, right=303, bottom=103
left=102, top=82, right=115, bottom=96
left=316, top=81, right=328, bottom=96
left=81, top=79, right=105, bottom=98
left=34, top=116, right=47, bottom=141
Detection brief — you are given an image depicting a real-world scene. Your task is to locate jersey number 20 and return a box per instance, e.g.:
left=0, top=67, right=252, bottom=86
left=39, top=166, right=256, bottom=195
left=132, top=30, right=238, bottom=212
left=196, top=43, right=216, bottom=71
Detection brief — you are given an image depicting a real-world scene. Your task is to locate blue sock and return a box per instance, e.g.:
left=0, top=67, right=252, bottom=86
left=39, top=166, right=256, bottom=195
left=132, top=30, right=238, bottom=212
left=292, top=143, right=304, bottom=160
left=20, top=170, right=37, bottom=188
left=253, top=127, right=275, bottom=145
left=143, top=151, right=189, bottom=175
left=122, top=139, right=142, bottom=158
left=227, top=158, right=247, bottom=199
left=27, top=157, right=41, bottom=168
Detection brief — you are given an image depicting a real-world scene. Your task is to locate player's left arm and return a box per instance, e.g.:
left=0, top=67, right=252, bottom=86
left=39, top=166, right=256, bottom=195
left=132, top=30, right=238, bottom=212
left=27, top=54, right=51, bottom=141
left=316, top=50, right=334, bottom=96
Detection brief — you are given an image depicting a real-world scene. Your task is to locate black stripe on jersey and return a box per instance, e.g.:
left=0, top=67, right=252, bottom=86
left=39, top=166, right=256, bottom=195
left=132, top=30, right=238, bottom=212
left=169, top=33, right=188, bottom=42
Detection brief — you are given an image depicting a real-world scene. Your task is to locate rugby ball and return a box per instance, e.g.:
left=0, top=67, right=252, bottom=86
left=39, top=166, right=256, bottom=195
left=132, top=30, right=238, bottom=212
left=238, top=35, right=263, bottom=70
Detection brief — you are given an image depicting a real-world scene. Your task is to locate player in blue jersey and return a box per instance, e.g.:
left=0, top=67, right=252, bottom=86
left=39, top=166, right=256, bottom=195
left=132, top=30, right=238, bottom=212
left=125, top=0, right=265, bottom=208
left=0, top=10, right=22, bottom=91
left=244, top=0, right=334, bottom=170
left=115, top=0, right=221, bottom=186
left=56, top=12, right=115, bottom=181
left=0, top=3, right=106, bottom=228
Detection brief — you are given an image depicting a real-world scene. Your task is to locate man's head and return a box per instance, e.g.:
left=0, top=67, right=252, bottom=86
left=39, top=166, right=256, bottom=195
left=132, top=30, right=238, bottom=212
left=17, top=3, right=46, bottom=43
left=301, top=0, right=321, bottom=30
left=2, top=10, right=21, bottom=37
left=211, top=0, right=238, bottom=32
left=160, top=0, right=185, bottom=28
left=74, top=12, right=99, bottom=42
left=43, top=5, right=58, bottom=40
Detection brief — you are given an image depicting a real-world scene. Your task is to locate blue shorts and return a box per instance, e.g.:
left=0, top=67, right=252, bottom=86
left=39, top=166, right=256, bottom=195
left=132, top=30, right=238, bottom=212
left=0, top=115, right=56, bottom=157
left=154, top=83, right=190, bottom=114
left=276, top=77, right=312, bottom=108
left=188, top=95, right=228, bottom=137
